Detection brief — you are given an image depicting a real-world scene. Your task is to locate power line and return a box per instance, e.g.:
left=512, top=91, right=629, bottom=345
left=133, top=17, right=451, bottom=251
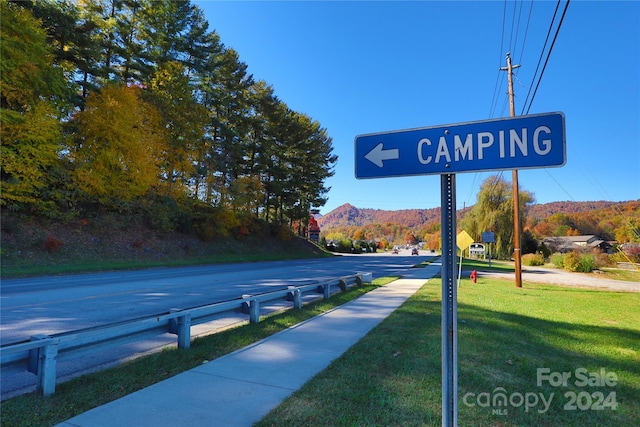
left=520, top=0, right=561, bottom=113
left=508, top=0, right=519, bottom=52
left=500, top=0, right=508, bottom=66
left=522, top=0, right=571, bottom=114
left=489, top=0, right=510, bottom=118
left=516, top=0, right=535, bottom=67
left=510, top=0, right=524, bottom=54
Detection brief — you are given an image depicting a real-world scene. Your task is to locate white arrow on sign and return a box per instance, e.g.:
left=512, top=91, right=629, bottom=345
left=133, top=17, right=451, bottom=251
left=364, top=143, right=400, bottom=168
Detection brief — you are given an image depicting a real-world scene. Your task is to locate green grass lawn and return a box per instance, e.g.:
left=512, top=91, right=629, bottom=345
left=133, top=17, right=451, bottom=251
left=257, top=277, right=640, bottom=426
left=599, top=267, right=640, bottom=283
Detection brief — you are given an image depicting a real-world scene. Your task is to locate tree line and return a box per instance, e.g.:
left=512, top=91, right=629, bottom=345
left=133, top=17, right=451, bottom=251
left=321, top=175, right=640, bottom=259
left=1, top=0, right=336, bottom=238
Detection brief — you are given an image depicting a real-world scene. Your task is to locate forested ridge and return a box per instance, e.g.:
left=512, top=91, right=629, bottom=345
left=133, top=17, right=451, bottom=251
left=1, top=0, right=336, bottom=240
left=319, top=199, right=640, bottom=254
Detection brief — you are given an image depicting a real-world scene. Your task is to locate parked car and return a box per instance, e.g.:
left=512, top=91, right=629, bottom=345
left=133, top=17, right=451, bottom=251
left=392, top=248, right=399, bottom=254
left=411, top=248, right=419, bottom=255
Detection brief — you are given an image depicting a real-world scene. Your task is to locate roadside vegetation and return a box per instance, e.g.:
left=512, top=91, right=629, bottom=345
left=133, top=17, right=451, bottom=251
left=464, top=256, right=640, bottom=283
left=0, top=214, right=332, bottom=278
left=2, top=0, right=337, bottom=278
left=598, top=267, right=640, bottom=283
left=257, top=277, right=640, bottom=426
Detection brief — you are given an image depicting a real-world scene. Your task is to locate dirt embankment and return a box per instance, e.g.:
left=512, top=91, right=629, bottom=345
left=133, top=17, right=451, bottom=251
left=1, top=215, right=326, bottom=277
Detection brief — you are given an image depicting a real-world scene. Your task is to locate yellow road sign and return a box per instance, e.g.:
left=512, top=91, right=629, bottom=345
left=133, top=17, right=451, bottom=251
left=456, top=230, right=474, bottom=251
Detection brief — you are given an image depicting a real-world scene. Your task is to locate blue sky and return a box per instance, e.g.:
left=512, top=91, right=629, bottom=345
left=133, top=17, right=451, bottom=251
left=193, top=1, right=639, bottom=215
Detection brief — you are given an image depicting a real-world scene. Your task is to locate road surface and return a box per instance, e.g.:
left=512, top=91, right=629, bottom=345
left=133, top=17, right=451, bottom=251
left=0, top=251, right=430, bottom=399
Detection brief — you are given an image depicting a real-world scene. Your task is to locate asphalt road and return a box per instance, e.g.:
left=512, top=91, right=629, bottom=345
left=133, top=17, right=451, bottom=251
left=0, top=250, right=430, bottom=399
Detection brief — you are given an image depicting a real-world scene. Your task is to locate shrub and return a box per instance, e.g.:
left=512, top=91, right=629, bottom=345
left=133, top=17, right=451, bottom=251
left=278, top=225, right=293, bottom=241
left=563, top=251, right=596, bottom=273
left=43, top=235, right=64, bottom=253
left=537, top=242, right=551, bottom=259
left=142, top=195, right=180, bottom=232
left=563, top=251, right=580, bottom=272
left=214, top=209, right=239, bottom=237
left=522, top=253, right=545, bottom=266
left=595, top=251, right=613, bottom=268
left=336, top=238, right=353, bottom=253
left=550, top=253, right=564, bottom=269
left=193, top=220, right=216, bottom=241
left=577, top=253, right=596, bottom=272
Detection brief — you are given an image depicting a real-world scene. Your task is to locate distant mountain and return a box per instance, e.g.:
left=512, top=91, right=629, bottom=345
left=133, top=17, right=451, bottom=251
left=526, top=201, right=621, bottom=219
left=318, top=200, right=639, bottom=234
left=316, top=203, right=442, bottom=229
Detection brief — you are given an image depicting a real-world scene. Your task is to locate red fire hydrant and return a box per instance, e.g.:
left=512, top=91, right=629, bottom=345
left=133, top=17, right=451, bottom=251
left=470, top=270, right=477, bottom=284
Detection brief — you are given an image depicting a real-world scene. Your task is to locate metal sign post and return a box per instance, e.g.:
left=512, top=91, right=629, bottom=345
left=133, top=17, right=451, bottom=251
left=440, top=173, right=458, bottom=427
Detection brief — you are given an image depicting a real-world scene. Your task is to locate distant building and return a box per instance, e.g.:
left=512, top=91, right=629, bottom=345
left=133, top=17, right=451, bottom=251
left=308, top=214, right=320, bottom=242
left=542, top=235, right=614, bottom=254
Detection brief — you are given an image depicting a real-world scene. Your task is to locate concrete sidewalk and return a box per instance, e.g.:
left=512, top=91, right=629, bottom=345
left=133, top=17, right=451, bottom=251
left=56, top=261, right=441, bottom=427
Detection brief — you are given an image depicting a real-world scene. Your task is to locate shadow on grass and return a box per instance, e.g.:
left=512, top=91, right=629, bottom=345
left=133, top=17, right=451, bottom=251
left=258, top=282, right=640, bottom=426
left=457, top=302, right=640, bottom=426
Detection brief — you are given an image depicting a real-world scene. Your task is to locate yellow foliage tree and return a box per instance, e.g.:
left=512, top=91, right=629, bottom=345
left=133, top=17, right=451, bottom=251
left=0, top=0, right=69, bottom=211
left=72, top=84, right=165, bottom=204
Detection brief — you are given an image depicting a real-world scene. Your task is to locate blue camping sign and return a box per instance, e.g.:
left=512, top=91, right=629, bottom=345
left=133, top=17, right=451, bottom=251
left=355, top=112, right=565, bottom=179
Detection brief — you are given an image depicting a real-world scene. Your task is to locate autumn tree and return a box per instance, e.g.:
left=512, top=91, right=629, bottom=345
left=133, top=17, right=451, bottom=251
left=460, top=175, right=534, bottom=259
left=615, top=218, right=640, bottom=243
left=71, top=84, right=165, bottom=206
left=3, top=0, right=338, bottom=233
left=0, top=0, right=71, bottom=212
left=405, top=231, right=418, bottom=245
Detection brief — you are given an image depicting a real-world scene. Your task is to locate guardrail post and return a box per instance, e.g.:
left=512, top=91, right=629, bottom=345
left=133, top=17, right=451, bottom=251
left=360, top=272, right=373, bottom=284
left=241, top=295, right=251, bottom=314
left=249, top=299, right=260, bottom=323
left=169, top=309, right=191, bottom=349
left=29, top=335, right=58, bottom=397
left=338, top=279, right=347, bottom=292
left=323, top=283, right=331, bottom=300
left=287, top=286, right=302, bottom=309
left=293, top=288, right=302, bottom=309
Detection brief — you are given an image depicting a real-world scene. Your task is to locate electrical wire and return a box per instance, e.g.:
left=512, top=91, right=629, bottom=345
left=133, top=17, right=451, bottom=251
left=510, top=0, right=524, bottom=55
left=487, top=1, right=639, bottom=246
left=522, top=0, right=571, bottom=115
left=516, top=0, right=535, bottom=68
left=520, top=0, right=561, bottom=114
left=489, top=0, right=510, bottom=119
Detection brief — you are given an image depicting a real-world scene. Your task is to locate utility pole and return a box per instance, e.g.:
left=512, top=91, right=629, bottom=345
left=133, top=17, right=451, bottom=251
left=500, top=52, right=523, bottom=288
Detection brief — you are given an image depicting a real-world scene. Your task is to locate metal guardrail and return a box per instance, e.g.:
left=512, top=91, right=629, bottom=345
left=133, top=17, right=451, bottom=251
left=0, top=272, right=372, bottom=397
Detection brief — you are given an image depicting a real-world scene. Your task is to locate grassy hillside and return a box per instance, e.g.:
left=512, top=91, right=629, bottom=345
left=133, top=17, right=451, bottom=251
left=0, top=213, right=329, bottom=278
